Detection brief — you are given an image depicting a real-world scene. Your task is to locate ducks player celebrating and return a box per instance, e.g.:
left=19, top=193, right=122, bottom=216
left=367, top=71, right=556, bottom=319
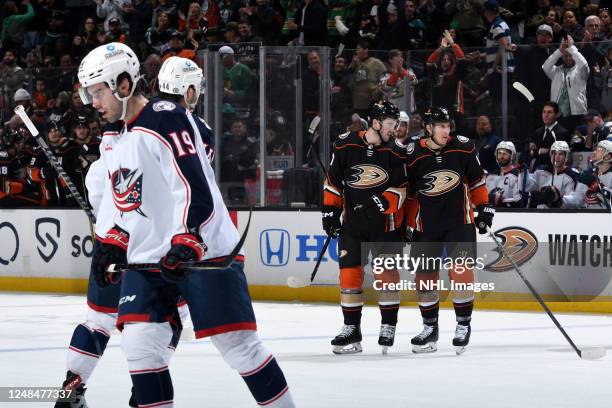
left=485, top=141, right=537, bottom=208
left=576, top=140, right=612, bottom=209
left=323, top=100, right=408, bottom=354
left=77, top=43, right=294, bottom=407
left=404, top=107, right=492, bottom=354
left=530, top=141, right=582, bottom=208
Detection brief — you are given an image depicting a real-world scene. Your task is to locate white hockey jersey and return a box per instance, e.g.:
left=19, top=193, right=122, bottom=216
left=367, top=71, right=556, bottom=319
left=532, top=166, right=582, bottom=208
left=98, top=98, right=239, bottom=263
left=575, top=168, right=612, bottom=209
left=85, top=158, right=116, bottom=238
left=485, top=166, right=537, bottom=207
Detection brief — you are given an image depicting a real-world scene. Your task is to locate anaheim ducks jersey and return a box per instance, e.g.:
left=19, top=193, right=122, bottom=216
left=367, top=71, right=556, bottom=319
left=98, top=97, right=239, bottom=263
left=405, top=135, right=488, bottom=233
left=532, top=166, right=581, bottom=208
left=323, top=131, right=408, bottom=234
left=485, top=166, right=537, bottom=207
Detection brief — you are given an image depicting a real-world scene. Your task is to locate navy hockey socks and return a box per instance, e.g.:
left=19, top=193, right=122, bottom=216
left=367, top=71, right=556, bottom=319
left=130, top=366, right=173, bottom=407
left=419, top=301, right=439, bottom=325
left=454, top=299, right=474, bottom=325
left=240, top=355, right=289, bottom=406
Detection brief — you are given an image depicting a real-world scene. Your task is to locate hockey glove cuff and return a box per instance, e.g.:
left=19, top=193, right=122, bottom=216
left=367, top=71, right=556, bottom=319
left=322, top=206, right=342, bottom=238
left=160, top=233, right=207, bottom=283
left=92, top=226, right=129, bottom=288
left=475, top=205, right=495, bottom=235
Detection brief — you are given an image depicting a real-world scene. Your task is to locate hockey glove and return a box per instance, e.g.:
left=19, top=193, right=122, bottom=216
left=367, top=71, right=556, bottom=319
left=353, top=194, right=390, bottom=220
left=577, top=169, right=597, bottom=187
left=160, top=233, right=207, bottom=283
left=322, top=206, right=342, bottom=238
left=474, top=205, right=495, bottom=235
left=91, top=226, right=129, bottom=288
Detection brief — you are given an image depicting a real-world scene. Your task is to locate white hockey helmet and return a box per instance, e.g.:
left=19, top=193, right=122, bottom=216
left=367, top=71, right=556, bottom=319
left=78, top=42, right=141, bottom=120
left=399, top=110, right=409, bottom=125
left=158, top=56, right=204, bottom=110
left=550, top=140, right=570, bottom=164
left=594, top=139, right=612, bottom=165
left=495, top=141, right=516, bottom=166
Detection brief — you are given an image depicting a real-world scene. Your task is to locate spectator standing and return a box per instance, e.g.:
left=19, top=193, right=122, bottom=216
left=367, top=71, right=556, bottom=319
left=349, top=41, right=387, bottom=117
left=581, top=15, right=608, bottom=112
left=96, top=0, right=128, bottom=34
left=331, top=55, right=353, bottom=126
left=220, top=45, right=254, bottom=106
left=302, top=50, right=321, bottom=118
left=594, top=48, right=612, bottom=114
left=561, top=9, right=584, bottom=41
left=152, top=0, right=178, bottom=27
left=445, top=0, right=485, bottom=47
left=71, top=17, right=106, bottom=60
left=1, top=0, right=35, bottom=51
left=1, top=49, right=26, bottom=109
left=426, top=31, right=468, bottom=125
left=42, top=10, right=71, bottom=59
left=146, top=11, right=177, bottom=54
left=542, top=35, right=589, bottom=132
left=483, top=0, right=514, bottom=115
left=403, top=0, right=426, bottom=50
left=380, top=49, right=417, bottom=113
left=248, top=0, right=281, bottom=45
left=472, top=115, right=502, bottom=174
left=123, top=0, right=153, bottom=59
left=289, top=0, right=329, bottom=46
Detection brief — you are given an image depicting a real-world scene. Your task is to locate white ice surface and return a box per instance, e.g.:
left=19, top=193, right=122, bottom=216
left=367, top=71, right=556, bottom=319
left=1, top=293, right=611, bottom=408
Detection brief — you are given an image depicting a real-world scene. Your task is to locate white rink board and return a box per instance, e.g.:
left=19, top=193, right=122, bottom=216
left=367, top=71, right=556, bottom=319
left=1, top=209, right=611, bottom=297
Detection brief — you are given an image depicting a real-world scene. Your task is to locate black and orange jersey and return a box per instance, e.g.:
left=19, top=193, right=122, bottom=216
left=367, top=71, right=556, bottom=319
left=404, top=135, right=488, bottom=233
left=323, top=131, right=408, bottom=233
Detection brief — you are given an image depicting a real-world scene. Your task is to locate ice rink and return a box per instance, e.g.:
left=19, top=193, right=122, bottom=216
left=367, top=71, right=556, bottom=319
left=1, top=293, right=611, bottom=408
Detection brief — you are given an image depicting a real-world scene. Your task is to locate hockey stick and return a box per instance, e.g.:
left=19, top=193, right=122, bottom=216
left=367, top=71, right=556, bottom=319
left=486, top=226, right=606, bottom=360
left=305, top=115, right=327, bottom=173
left=512, top=81, right=534, bottom=103
left=14, top=105, right=96, bottom=223
left=287, top=234, right=332, bottom=288
left=107, top=209, right=252, bottom=273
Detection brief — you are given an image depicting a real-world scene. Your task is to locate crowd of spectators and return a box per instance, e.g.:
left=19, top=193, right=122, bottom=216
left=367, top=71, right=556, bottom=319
left=1, top=0, right=611, bottom=209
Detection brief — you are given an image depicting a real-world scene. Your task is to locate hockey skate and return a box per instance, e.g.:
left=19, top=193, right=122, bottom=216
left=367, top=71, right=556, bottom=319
left=453, top=323, right=471, bottom=355
left=54, top=371, right=87, bottom=408
left=331, top=324, right=362, bottom=354
left=378, top=324, right=396, bottom=355
left=411, top=324, right=439, bottom=353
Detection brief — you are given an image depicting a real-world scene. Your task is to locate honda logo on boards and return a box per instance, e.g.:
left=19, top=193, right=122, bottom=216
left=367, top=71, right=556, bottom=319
left=260, top=229, right=290, bottom=266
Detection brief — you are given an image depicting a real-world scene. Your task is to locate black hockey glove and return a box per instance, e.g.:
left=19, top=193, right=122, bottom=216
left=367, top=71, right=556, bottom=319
left=474, top=205, right=495, bottom=235
left=91, top=226, right=129, bottom=288
left=322, top=206, right=342, bottom=238
left=160, top=233, right=207, bottom=283
left=353, top=194, right=389, bottom=220
left=578, top=169, right=597, bottom=187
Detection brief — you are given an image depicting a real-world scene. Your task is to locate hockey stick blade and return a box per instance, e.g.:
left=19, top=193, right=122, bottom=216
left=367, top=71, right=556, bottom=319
left=487, top=226, right=605, bottom=360
left=579, top=347, right=606, bottom=360
left=512, top=81, right=534, bottom=103
left=107, top=208, right=253, bottom=273
left=286, top=276, right=309, bottom=288
left=287, top=234, right=332, bottom=288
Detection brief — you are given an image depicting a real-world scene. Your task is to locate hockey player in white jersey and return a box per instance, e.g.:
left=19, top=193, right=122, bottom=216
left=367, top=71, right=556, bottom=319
left=486, top=141, right=537, bottom=207
left=157, top=56, right=214, bottom=162
left=530, top=141, right=582, bottom=208
left=575, top=140, right=612, bottom=209
left=78, top=43, right=294, bottom=407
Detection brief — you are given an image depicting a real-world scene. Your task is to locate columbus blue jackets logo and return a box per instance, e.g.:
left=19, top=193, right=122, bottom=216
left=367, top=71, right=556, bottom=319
left=111, top=167, right=147, bottom=217
left=152, top=101, right=176, bottom=112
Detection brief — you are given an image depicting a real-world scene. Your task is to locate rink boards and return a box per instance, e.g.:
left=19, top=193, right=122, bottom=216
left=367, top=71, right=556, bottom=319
left=0, top=208, right=611, bottom=313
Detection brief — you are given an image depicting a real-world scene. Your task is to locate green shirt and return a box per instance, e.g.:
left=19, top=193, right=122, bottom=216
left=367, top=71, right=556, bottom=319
left=224, top=62, right=253, bottom=98
left=1, top=3, right=35, bottom=43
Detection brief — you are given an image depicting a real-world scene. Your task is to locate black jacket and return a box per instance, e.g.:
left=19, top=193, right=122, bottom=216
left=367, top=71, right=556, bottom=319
left=294, top=0, right=328, bottom=46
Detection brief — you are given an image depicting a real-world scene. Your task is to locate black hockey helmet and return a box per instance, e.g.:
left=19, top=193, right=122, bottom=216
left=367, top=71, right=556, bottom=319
left=46, top=120, right=65, bottom=136
left=368, top=100, right=400, bottom=124
left=75, top=115, right=89, bottom=127
left=423, top=106, right=451, bottom=125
